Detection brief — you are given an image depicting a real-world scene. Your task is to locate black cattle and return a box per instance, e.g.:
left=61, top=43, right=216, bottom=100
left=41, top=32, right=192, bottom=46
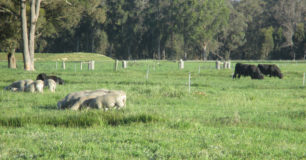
left=247, top=65, right=264, bottom=79
left=258, top=64, right=283, bottom=79
left=233, top=63, right=264, bottom=80
left=36, top=73, right=64, bottom=85
left=233, top=63, right=248, bottom=78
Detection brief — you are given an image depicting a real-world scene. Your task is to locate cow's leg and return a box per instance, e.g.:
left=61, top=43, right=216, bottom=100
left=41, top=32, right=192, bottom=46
left=233, top=72, right=236, bottom=79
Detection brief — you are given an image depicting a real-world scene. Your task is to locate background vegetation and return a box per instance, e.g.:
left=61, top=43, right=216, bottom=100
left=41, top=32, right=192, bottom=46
left=0, top=0, right=305, bottom=60
left=0, top=53, right=305, bottom=159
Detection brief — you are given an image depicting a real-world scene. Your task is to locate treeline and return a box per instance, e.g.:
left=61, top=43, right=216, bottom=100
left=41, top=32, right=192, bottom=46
left=0, top=0, right=305, bottom=60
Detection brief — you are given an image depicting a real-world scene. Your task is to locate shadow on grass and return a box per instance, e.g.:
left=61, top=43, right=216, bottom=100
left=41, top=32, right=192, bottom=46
left=0, top=111, right=161, bottom=128
left=37, top=105, right=58, bottom=110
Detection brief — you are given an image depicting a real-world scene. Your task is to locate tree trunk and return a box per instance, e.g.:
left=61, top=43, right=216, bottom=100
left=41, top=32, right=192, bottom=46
left=202, top=42, right=207, bottom=61
left=21, top=0, right=32, bottom=70
left=28, top=0, right=41, bottom=70
left=183, top=39, right=187, bottom=60
left=21, top=0, right=41, bottom=71
left=76, top=37, right=79, bottom=52
left=157, top=35, right=161, bottom=60
left=8, top=49, right=17, bottom=69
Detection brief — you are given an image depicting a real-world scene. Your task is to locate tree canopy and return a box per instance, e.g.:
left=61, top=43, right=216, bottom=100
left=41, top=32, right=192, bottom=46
left=0, top=0, right=305, bottom=60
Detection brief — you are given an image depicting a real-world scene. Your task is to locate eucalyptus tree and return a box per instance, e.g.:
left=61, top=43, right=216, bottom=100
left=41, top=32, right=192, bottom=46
left=104, top=0, right=129, bottom=58
left=172, top=0, right=198, bottom=59
left=192, top=0, right=229, bottom=60
left=218, top=0, right=247, bottom=60
left=20, top=0, right=42, bottom=71
left=272, top=0, right=305, bottom=48
left=258, top=26, right=274, bottom=59
left=36, top=0, right=83, bottom=53
left=0, top=0, right=20, bottom=68
left=234, top=0, right=265, bottom=59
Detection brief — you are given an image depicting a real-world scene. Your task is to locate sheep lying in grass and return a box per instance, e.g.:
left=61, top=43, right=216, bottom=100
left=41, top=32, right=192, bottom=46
left=5, top=79, right=45, bottom=93
left=44, top=79, right=56, bottom=92
left=57, top=89, right=126, bottom=111
left=4, top=79, right=33, bottom=92
left=57, top=89, right=109, bottom=110
left=82, top=91, right=127, bottom=111
left=25, top=80, right=44, bottom=93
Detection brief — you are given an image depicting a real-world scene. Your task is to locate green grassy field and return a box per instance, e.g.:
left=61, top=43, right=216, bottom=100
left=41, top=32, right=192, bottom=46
left=0, top=53, right=305, bottom=159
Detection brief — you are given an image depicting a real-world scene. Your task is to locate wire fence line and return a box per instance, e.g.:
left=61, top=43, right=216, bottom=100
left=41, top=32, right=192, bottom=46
left=0, top=59, right=305, bottom=72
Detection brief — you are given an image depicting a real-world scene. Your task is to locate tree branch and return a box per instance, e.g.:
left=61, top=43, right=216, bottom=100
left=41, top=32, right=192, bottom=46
left=65, top=0, right=72, bottom=5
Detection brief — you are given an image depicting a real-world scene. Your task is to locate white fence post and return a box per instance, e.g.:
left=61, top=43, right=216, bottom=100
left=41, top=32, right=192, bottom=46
left=122, top=61, right=127, bottom=69
left=223, top=61, right=227, bottom=69
left=91, top=60, right=95, bottom=70
left=188, top=72, right=191, bottom=93
left=88, top=61, right=95, bottom=70
left=228, top=61, right=231, bottom=69
left=62, top=61, right=66, bottom=70
left=198, top=65, right=201, bottom=74
left=303, top=72, right=305, bottom=86
left=146, top=67, right=149, bottom=80
left=179, top=59, right=184, bottom=69
left=80, top=62, right=83, bottom=70
left=216, top=60, right=221, bottom=70
left=114, top=60, right=118, bottom=71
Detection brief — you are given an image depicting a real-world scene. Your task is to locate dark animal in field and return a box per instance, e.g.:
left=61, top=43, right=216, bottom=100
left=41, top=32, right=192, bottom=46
left=233, top=63, right=264, bottom=80
left=36, top=73, right=64, bottom=85
left=258, top=64, right=283, bottom=79
left=247, top=65, right=264, bottom=79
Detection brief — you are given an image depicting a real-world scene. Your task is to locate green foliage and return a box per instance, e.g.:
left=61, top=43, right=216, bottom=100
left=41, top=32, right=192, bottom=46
left=259, top=27, right=274, bottom=59
left=0, top=0, right=20, bottom=51
left=0, top=0, right=305, bottom=60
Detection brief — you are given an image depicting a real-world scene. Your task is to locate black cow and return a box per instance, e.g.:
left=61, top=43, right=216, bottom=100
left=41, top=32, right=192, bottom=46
left=248, top=65, right=264, bottom=79
left=258, top=64, right=283, bottom=79
left=233, top=63, right=264, bottom=79
left=36, top=73, right=64, bottom=85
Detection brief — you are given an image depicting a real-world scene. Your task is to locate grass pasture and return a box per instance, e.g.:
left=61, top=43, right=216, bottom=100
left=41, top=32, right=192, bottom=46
left=0, top=54, right=305, bottom=159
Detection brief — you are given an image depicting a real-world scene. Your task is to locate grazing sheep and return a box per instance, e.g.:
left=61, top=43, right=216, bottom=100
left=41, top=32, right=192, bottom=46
left=44, top=79, right=56, bottom=92
left=57, top=89, right=126, bottom=111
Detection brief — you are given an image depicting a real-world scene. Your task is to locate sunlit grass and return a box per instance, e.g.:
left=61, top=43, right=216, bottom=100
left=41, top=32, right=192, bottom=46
left=0, top=59, right=305, bottom=159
